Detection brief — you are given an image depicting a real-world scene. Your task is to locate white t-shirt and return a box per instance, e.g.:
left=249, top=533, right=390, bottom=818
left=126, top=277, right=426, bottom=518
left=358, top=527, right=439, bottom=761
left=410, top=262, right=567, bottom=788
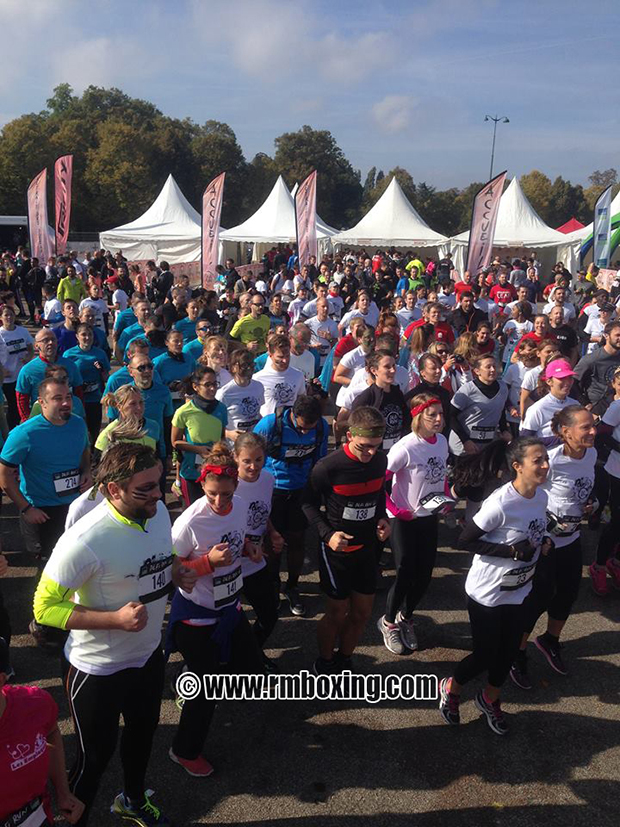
left=288, top=297, right=307, bottom=324
left=172, top=494, right=249, bottom=620
left=302, top=298, right=336, bottom=319
left=214, top=367, right=233, bottom=390
left=335, top=380, right=371, bottom=410
left=340, top=304, right=380, bottom=333
left=348, top=363, right=408, bottom=394
left=522, top=364, right=543, bottom=392
left=216, top=378, right=265, bottom=431
left=328, top=294, right=344, bottom=319
left=236, top=470, right=274, bottom=578
left=520, top=393, right=575, bottom=437
left=0, top=325, right=33, bottom=382
left=112, top=289, right=129, bottom=311
left=466, top=482, right=548, bottom=607
left=602, top=399, right=620, bottom=479
left=503, top=362, right=529, bottom=422
left=584, top=316, right=605, bottom=352
left=387, top=432, right=448, bottom=517
left=337, top=345, right=367, bottom=378
left=43, top=298, right=63, bottom=329
left=583, top=303, right=601, bottom=320
left=437, top=293, right=456, bottom=309
left=79, top=297, right=108, bottom=330
left=65, top=487, right=105, bottom=528
left=305, top=316, right=339, bottom=356
left=289, top=350, right=316, bottom=382
left=543, top=302, right=576, bottom=323
left=502, top=320, right=534, bottom=359
left=543, top=444, right=596, bottom=548
left=254, top=363, right=305, bottom=416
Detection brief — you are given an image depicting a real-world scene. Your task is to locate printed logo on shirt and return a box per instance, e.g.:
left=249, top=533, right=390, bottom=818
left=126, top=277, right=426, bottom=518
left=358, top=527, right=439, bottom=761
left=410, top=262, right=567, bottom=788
left=527, top=518, right=546, bottom=547
left=247, top=499, right=269, bottom=531
left=383, top=404, right=403, bottom=437
left=423, top=456, right=445, bottom=483
left=221, top=530, right=244, bottom=560
left=7, top=733, right=47, bottom=770
left=573, top=476, right=594, bottom=502
left=271, top=382, right=296, bottom=405
left=241, top=396, right=260, bottom=419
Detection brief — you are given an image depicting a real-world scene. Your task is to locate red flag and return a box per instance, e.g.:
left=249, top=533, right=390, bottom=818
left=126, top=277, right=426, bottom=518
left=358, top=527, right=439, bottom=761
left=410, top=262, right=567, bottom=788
left=201, top=172, right=225, bottom=289
left=295, top=170, right=317, bottom=267
left=466, top=170, right=507, bottom=276
left=27, top=168, right=54, bottom=263
left=54, top=154, right=73, bottom=255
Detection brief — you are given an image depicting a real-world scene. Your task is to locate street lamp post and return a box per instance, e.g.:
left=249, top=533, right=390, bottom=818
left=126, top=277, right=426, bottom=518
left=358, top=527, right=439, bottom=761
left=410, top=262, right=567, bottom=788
left=484, top=115, right=509, bottom=180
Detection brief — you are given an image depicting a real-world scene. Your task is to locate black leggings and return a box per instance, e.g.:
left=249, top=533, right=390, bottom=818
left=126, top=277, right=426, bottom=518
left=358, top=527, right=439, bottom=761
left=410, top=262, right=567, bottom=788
left=83, top=401, right=102, bottom=446
left=596, top=472, right=620, bottom=565
left=61, top=647, right=164, bottom=826
left=171, top=613, right=263, bottom=760
left=243, top=564, right=279, bottom=647
left=3, top=381, right=19, bottom=430
left=385, top=515, right=438, bottom=622
left=454, top=597, right=524, bottom=689
left=523, top=539, right=582, bottom=631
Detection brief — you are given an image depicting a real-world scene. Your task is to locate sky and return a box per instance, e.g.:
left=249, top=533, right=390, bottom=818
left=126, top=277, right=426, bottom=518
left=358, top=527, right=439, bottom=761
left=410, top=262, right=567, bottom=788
left=1, top=0, right=618, bottom=190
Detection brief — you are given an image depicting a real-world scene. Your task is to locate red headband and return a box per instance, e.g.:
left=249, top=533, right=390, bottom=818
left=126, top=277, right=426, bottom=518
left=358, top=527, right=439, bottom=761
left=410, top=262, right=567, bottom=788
left=198, top=464, right=238, bottom=484
left=410, top=398, right=441, bottom=418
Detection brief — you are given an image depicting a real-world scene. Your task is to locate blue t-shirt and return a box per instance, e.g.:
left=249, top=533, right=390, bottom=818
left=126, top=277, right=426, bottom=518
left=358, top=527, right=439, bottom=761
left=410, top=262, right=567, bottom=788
left=0, top=414, right=89, bottom=506
left=253, top=352, right=269, bottom=372
left=153, top=352, right=195, bottom=409
left=182, top=338, right=205, bottom=361
left=16, top=357, right=83, bottom=403
left=63, top=346, right=110, bottom=402
left=103, top=368, right=163, bottom=419
left=123, top=334, right=167, bottom=362
left=253, top=409, right=328, bottom=490
left=118, top=322, right=147, bottom=353
left=55, top=325, right=109, bottom=356
left=174, top=317, right=197, bottom=343
left=113, top=307, right=136, bottom=335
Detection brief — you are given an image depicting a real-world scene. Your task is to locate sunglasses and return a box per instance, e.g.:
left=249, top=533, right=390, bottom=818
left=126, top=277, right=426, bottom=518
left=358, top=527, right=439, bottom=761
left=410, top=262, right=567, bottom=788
left=135, top=363, right=154, bottom=373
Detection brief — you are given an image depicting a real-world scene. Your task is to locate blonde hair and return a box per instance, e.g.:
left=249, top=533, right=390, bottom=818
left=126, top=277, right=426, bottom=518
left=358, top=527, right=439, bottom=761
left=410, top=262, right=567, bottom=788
left=100, top=384, right=148, bottom=442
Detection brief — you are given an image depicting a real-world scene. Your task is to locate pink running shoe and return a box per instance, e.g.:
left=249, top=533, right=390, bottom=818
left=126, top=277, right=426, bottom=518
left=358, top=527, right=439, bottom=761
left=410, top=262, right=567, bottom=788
left=589, top=563, right=608, bottom=596
left=605, top=558, right=620, bottom=590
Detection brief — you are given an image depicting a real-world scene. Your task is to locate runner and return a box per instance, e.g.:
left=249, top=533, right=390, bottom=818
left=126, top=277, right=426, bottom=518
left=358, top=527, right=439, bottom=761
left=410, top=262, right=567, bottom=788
left=96, top=385, right=161, bottom=462
left=520, top=359, right=577, bottom=437
left=217, top=349, right=265, bottom=439
left=0, top=639, right=85, bottom=826
left=503, top=339, right=540, bottom=437
left=182, top=319, right=211, bottom=361
left=439, top=438, right=551, bottom=735
left=233, top=432, right=283, bottom=663
left=167, top=442, right=263, bottom=777
left=62, top=324, right=110, bottom=444
left=378, top=394, right=450, bottom=654
left=200, top=335, right=233, bottom=389
left=590, top=387, right=620, bottom=594
left=33, top=443, right=180, bottom=825
left=254, top=334, right=305, bottom=416
left=0, top=304, right=33, bottom=428
left=301, top=406, right=390, bottom=674
left=350, top=350, right=411, bottom=451
left=511, top=406, right=596, bottom=688
left=171, top=366, right=228, bottom=506
left=229, top=293, right=270, bottom=354
left=15, top=329, right=83, bottom=420
left=174, top=299, right=201, bottom=343
left=153, top=329, right=196, bottom=408
left=519, top=339, right=561, bottom=417
left=254, top=395, right=328, bottom=617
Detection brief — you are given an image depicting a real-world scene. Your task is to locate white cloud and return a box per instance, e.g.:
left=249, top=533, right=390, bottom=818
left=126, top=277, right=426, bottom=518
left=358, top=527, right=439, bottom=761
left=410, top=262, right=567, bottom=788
left=372, top=95, right=415, bottom=133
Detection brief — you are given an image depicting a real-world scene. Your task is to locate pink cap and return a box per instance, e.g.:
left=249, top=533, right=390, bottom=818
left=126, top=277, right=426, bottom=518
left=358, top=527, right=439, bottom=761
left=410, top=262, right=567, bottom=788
left=545, top=359, right=577, bottom=380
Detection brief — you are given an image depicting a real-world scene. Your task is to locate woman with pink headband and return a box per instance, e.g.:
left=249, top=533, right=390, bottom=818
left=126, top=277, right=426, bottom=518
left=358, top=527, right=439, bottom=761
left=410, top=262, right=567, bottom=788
left=377, top=392, right=453, bottom=655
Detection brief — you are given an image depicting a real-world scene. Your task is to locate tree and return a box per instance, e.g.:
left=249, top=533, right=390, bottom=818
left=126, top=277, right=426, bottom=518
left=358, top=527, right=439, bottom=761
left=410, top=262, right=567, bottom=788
left=588, top=169, right=617, bottom=188
left=454, top=182, right=486, bottom=232
left=362, top=167, right=376, bottom=206
left=547, top=176, right=589, bottom=227
left=273, top=125, right=362, bottom=227
left=242, top=153, right=278, bottom=222
left=190, top=120, right=247, bottom=226
left=519, top=170, right=553, bottom=222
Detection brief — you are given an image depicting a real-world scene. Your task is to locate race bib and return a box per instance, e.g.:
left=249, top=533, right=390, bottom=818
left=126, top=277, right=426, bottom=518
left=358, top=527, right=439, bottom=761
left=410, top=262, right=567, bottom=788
left=342, top=504, right=376, bottom=521
left=500, top=561, right=536, bottom=591
left=547, top=512, right=581, bottom=537
left=419, top=492, right=456, bottom=514
left=471, top=425, right=496, bottom=437
left=213, top=565, right=242, bottom=608
left=138, top=554, right=173, bottom=604
left=236, top=418, right=259, bottom=430
left=284, top=445, right=315, bottom=459
left=53, top=468, right=80, bottom=496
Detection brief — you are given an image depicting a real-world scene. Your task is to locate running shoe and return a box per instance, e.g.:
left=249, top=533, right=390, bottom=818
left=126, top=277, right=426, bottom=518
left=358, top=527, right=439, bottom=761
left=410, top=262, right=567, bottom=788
left=334, top=650, right=353, bottom=673
left=111, top=791, right=173, bottom=825
left=312, top=657, right=339, bottom=676
left=535, top=635, right=567, bottom=676
left=377, top=615, right=406, bottom=655
left=396, top=611, right=418, bottom=651
left=438, top=677, right=460, bottom=725
left=509, top=651, right=532, bottom=690
left=261, top=652, right=280, bottom=673
left=282, top=585, right=305, bottom=617
left=605, top=557, right=620, bottom=590
left=169, top=748, right=214, bottom=778
left=474, top=690, right=509, bottom=735
left=589, top=563, right=608, bottom=596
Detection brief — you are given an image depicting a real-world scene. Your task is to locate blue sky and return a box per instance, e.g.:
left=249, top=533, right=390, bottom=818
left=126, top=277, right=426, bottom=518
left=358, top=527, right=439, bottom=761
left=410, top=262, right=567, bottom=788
left=1, top=0, right=618, bottom=189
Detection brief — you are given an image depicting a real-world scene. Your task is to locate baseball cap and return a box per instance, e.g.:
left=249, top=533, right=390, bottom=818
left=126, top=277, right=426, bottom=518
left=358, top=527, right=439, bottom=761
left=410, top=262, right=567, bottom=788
left=545, top=359, right=577, bottom=380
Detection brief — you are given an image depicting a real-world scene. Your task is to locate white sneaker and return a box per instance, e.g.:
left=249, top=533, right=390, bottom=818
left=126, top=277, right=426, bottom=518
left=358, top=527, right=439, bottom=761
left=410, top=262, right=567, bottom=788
left=377, top=615, right=406, bottom=655
left=396, top=611, right=418, bottom=651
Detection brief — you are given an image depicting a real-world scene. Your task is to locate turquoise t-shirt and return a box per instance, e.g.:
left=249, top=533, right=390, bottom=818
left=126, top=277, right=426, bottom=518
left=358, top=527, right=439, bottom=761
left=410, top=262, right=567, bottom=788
left=182, top=338, right=204, bottom=361
left=16, top=356, right=83, bottom=403
left=63, top=346, right=110, bottom=402
left=0, top=414, right=89, bottom=506
left=153, top=352, right=196, bottom=407
left=174, top=317, right=197, bottom=343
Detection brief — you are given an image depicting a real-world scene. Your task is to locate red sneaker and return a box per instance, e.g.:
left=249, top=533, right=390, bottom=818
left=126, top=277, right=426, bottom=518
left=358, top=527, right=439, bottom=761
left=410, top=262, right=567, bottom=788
left=605, top=558, right=620, bottom=590
left=589, top=563, right=608, bottom=596
left=169, top=748, right=214, bottom=777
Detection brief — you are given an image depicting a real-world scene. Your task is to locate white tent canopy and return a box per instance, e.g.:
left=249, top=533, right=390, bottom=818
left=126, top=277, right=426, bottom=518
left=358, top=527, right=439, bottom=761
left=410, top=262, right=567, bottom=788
left=450, top=177, right=578, bottom=274
left=331, top=177, right=449, bottom=252
left=220, top=175, right=337, bottom=262
left=100, top=174, right=203, bottom=263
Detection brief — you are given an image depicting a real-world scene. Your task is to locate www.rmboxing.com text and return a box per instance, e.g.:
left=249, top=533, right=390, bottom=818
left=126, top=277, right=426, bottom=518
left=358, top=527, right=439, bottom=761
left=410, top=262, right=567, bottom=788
left=176, top=671, right=438, bottom=703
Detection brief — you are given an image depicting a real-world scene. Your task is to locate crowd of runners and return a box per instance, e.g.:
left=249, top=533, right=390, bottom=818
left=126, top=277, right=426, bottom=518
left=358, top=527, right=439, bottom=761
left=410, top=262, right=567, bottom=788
left=1, top=244, right=619, bottom=826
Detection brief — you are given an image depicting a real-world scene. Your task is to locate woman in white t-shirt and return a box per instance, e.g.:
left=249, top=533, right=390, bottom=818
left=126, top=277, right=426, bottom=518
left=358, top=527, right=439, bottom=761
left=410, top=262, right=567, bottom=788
left=234, top=432, right=284, bottom=667
left=439, top=437, right=551, bottom=735
left=0, top=304, right=34, bottom=428
left=216, top=348, right=265, bottom=440
left=503, top=339, right=539, bottom=438
left=510, top=406, right=596, bottom=689
left=200, top=335, right=232, bottom=389
left=168, top=442, right=264, bottom=777
left=501, top=302, right=534, bottom=364
left=520, top=358, right=577, bottom=438
left=519, top=340, right=560, bottom=419
left=378, top=394, right=451, bottom=655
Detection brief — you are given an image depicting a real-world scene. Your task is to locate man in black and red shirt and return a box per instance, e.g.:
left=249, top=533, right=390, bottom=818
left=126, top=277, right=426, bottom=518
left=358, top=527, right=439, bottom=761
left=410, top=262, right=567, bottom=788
left=302, top=406, right=390, bottom=675
left=489, top=270, right=517, bottom=310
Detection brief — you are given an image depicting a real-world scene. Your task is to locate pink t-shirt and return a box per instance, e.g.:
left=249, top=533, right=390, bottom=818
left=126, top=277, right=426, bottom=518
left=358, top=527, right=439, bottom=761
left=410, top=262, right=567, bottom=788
left=0, top=685, right=57, bottom=822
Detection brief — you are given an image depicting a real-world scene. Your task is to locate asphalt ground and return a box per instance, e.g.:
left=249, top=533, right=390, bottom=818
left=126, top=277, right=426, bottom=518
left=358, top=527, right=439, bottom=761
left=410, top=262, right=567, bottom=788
left=2, top=494, right=619, bottom=827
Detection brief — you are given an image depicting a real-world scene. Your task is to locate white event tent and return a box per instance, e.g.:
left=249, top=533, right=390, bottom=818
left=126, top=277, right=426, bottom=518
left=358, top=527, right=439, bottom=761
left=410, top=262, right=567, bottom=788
left=331, top=177, right=449, bottom=254
left=449, top=177, right=578, bottom=275
left=100, top=174, right=203, bottom=263
left=219, top=175, right=337, bottom=263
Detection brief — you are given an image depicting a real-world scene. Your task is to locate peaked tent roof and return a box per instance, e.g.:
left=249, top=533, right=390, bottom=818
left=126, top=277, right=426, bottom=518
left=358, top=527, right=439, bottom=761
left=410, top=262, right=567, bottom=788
left=331, top=177, right=448, bottom=248
left=452, top=177, right=568, bottom=247
left=100, top=174, right=204, bottom=263
left=220, top=175, right=337, bottom=243
left=556, top=217, right=585, bottom=234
